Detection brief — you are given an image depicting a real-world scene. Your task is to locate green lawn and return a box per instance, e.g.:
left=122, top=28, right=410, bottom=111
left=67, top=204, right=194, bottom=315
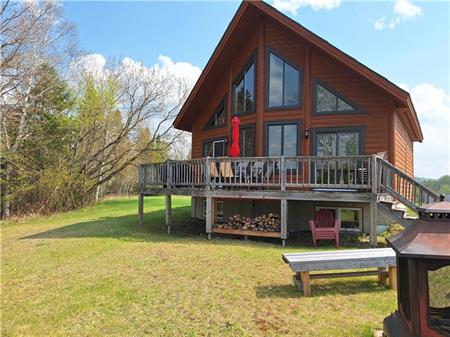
left=1, top=196, right=396, bottom=337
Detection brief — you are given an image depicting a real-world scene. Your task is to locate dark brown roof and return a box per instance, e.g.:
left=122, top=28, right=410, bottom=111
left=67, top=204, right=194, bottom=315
left=173, top=0, right=423, bottom=142
left=387, top=219, right=450, bottom=260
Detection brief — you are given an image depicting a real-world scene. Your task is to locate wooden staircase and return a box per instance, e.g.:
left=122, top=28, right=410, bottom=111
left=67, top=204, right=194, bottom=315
left=376, top=158, right=440, bottom=226
left=378, top=194, right=416, bottom=227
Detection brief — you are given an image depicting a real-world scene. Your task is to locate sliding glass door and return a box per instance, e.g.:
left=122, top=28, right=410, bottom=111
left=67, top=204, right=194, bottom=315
left=313, top=128, right=363, bottom=186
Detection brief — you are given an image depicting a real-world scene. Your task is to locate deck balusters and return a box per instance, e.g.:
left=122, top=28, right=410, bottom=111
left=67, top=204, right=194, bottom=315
left=138, top=155, right=420, bottom=198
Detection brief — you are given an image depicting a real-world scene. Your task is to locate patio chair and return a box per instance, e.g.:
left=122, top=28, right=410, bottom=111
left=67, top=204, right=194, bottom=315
left=209, top=162, right=220, bottom=185
left=262, top=161, right=275, bottom=183
left=232, top=161, right=249, bottom=184
left=219, top=161, right=234, bottom=178
left=309, top=209, right=341, bottom=247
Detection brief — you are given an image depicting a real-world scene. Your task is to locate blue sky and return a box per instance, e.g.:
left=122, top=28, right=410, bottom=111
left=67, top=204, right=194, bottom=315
left=63, top=0, right=450, bottom=178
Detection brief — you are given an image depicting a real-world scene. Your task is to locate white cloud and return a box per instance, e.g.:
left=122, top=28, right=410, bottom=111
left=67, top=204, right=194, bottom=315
left=74, top=53, right=106, bottom=77
left=154, top=55, right=201, bottom=88
left=71, top=54, right=201, bottom=88
left=272, top=0, right=341, bottom=16
left=404, top=83, right=450, bottom=178
left=374, top=17, right=386, bottom=30
left=394, top=0, right=422, bottom=18
left=374, top=0, right=422, bottom=30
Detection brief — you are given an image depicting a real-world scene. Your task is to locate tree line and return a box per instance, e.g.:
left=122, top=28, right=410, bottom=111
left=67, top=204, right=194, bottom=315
left=419, top=175, right=450, bottom=197
left=1, top=1, right=189, bottom=218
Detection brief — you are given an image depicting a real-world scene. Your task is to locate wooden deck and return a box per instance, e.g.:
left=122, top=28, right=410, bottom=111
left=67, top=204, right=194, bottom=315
left=138, top=155, right=440, bottom=246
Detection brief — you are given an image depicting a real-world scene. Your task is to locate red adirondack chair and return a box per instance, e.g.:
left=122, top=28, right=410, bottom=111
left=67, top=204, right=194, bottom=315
left=309, top=210, right=341, bottom=247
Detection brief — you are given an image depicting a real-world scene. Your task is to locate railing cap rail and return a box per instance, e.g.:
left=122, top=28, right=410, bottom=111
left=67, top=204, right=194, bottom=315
left=377, top=157, right=440, bottom=199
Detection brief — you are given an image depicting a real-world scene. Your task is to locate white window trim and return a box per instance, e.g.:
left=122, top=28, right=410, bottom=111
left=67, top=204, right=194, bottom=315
left=315, top=206, right=362, bottom=232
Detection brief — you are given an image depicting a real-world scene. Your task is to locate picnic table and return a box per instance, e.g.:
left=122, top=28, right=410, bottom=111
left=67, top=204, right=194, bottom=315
left=282, top=248, right=397, bottom=297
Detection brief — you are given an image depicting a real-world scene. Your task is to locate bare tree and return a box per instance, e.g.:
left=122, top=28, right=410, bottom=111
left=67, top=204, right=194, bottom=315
left=0, top=0, right=76, bottom=218
left=72, top=59, right=189, bottom=199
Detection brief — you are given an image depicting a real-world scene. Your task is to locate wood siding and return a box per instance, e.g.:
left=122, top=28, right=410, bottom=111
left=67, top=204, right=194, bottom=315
left=393, top=112, right=414, bottom=176
left=189, top=15, right=405, bottom=163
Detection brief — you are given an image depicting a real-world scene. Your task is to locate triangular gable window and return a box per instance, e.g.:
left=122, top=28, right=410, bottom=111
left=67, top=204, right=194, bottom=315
left=204, top=99, right=226, bottom=129
left=314, top=81, right=361, bottom=115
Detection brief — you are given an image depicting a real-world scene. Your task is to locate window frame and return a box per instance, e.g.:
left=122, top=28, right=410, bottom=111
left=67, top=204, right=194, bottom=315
left=311, top=126, right=365, bottom=156
left=203, top=199, right=224, bottom=221
left=231, top=123, right=255, bottom=158
left=202, top=137, right=228, bottom=157
left=313, top=79, right=363, bottom=116
left=203, top=97, right=227, bottom=130
left=232, top=53, right=257, bottom=116
left=315, top=206, right=363, bottom=232
left=265, top=121, right=302, bottom=157
left=265, top=48, right=303, bottom=111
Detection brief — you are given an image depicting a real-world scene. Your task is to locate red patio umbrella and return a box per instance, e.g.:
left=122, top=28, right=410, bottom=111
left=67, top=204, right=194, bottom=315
left=229, top=116, right=240, bottom=157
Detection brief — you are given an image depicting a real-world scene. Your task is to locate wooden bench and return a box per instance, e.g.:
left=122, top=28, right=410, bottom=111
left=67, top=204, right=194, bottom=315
left=282, top=248, right=397, bottom=297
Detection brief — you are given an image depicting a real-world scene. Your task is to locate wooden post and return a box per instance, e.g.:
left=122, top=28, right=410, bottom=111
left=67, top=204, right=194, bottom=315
left=206, top=196, right=215, bottom=240
left=167, top=160, right=172, bottom=188
left=281, top=198, right=288, bottom=246
left=205, top=157, right=211, bottom=190
left=300, top=271, right=311, bottom=297
left=369, top=199, right=378, bottom=247
left=255, top=19, right=265, bottom=156
left=138, top=192, right=144, bottom=226
left=303, top=45, right=311, bottom=156
left=371, top=154, right=378, bottom=194
left=388, top=266, right=397, bottom=290
left=190, top=197, right=196, bottom=218
left=280, top=156, right=286, bottom=192
left=378, top=267, right=388, bottom=286
left=165, top=194, right=172, bottom=235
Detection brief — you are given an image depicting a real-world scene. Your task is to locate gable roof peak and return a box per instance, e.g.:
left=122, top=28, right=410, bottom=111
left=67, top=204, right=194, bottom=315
left=174, top=0, right=422, bottom=142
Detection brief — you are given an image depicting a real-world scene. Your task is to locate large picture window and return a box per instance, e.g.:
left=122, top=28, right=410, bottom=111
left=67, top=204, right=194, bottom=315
left=233, top=56, right=255, bottom=115
left=314, top=81, right=361, bottom=115
left=239, top=125, right=255, bottom=157
left=266, top=123, right=299, bottom=157
left=204, top=99, right=226, bottom=130
left=267, top=51, right=301, bottom=109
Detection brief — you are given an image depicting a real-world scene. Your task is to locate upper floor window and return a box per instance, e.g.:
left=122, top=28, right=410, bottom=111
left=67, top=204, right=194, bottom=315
left=314, top=81, right=361, bottom=115
left=204, top=99, right=226, bottom=130
left=267, top=51, right=301, bottom=109
left=233, top=56, right=255, bottom=115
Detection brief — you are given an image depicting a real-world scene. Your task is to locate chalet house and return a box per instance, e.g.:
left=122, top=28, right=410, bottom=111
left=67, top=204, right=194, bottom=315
left=138, top=1, right=439, bottom=245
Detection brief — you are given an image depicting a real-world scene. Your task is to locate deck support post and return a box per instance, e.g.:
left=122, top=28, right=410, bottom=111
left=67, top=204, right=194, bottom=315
left=369, top=199, right=378, bottom=247
left=281, top=198, right=288, bottom=246
left=206, top=196, right=214, bottom=239
left=138, top=192, right=144, bottom=226
left=165, top=194, right=172, bottom=235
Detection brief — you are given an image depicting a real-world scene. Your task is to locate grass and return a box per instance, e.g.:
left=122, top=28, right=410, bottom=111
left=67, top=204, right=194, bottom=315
left=1, top=196, right=396, bottom=337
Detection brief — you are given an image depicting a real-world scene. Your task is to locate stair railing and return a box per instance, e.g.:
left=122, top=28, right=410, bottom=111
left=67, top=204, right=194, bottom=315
left=377, top=157, right=440, bottom=211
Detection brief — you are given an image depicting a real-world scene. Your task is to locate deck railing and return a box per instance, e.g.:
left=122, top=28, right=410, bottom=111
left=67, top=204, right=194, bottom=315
left=140, top=155, right=374, bottom=192
left=377, top=157, right=440, bottom=211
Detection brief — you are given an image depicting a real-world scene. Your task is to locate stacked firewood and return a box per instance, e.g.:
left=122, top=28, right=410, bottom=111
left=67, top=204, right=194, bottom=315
left=215, top=213, right=280, bottom=232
